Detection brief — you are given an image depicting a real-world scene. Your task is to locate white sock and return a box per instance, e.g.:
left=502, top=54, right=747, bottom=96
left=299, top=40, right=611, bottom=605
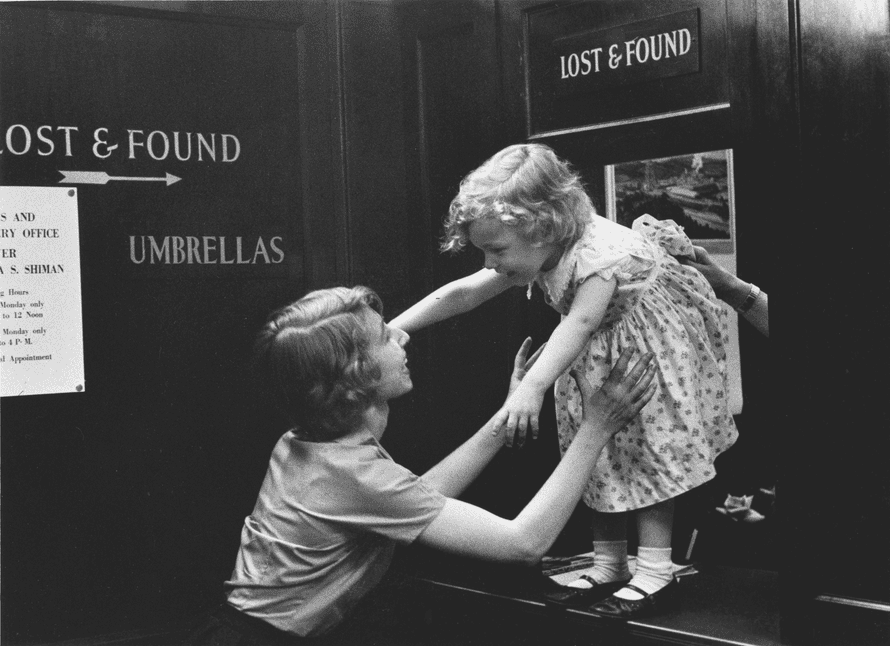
left=566, top=540, right=630, bottom=589
left=613, top=546, right=673, bottom=600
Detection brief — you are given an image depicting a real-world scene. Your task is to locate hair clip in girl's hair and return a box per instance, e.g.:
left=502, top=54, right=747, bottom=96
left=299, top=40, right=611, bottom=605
left=493, top=201, right=515, bottom=223
left=527, top=283, right=533, bottom=300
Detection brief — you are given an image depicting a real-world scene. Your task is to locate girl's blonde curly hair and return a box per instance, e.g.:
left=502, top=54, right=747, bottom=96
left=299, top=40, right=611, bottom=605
left=441, top=143, right=593, bottom=253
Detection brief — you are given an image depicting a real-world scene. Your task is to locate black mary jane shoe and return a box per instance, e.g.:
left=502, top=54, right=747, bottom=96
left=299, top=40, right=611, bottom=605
left=543, top=576, right=631, bottom=608
left=586, top=578, right=680, bottom=620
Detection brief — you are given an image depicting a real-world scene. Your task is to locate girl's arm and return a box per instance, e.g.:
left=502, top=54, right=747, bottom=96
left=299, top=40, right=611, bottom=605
left=416, top=349, right=655, bottom=564
left=389, top=269, right=512, bottom=334
left=497, top=275, right=617, bottom=446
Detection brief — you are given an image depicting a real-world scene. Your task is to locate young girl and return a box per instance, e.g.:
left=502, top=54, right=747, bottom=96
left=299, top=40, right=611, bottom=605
left=187, top=285, right=654, bottom=644
left=390, top=143, right=738, bottom=620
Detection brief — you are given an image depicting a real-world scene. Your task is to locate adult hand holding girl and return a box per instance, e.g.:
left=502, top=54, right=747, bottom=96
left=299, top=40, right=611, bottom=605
left=498, top=340, right=653, bottom=450
left=568, top=348, right=657, bottom=442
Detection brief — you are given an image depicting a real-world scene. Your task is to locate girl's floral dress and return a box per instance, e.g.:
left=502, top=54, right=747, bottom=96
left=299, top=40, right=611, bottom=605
left=536, top=214, right=738, bottom=512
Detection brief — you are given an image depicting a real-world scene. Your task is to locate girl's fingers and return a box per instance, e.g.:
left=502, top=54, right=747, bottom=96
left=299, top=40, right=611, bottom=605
left=530, top=415, right=539, bottom=440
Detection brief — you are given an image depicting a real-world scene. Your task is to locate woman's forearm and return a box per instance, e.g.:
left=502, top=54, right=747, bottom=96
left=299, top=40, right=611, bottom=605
left=510, top=422, right=609, bottom=557
left=744, top=289, right=769, bottom=337
left=420, top=414, right=503, bottom=497
left=725, top=279, right=768, bottom=337
left=417, top=419, right=611, bottom=564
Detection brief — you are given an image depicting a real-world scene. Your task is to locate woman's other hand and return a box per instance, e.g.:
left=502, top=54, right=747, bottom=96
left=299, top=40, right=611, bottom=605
left=680, top=245, right=744, bottom=307
left=571, top=349, right=656, bottom=438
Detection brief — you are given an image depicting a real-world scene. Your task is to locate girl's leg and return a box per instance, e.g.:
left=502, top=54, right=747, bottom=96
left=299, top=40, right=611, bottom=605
left=613, top=498, right=675, bottom=600
left=636, top=496, right=674, bottom=548
left=566, top=510, right=630, bottom=588
left=592, top=508, right=629, bottom=542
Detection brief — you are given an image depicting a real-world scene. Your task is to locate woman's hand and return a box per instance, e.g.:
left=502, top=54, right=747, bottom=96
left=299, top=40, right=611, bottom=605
left=508, top=337, right=545, bottom=397
left=679, top=245, right=746, bottom=308
left=680, top=245, right=769, bottom=337
left=571, top=349, right=656, bottom=439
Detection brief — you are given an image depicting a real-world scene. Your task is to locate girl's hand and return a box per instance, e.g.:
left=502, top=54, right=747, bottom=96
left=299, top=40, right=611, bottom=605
left=571, top=349, right=656, bottom=438
left=490, top=337, right=545, bottom=449
left=493, top=381, right=546, bottom=449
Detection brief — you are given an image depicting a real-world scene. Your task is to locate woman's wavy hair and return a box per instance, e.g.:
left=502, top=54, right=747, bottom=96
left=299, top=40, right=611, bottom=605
left=441, top=143, right=593, bottom=253
left=253, top=286, right=384, bottom=441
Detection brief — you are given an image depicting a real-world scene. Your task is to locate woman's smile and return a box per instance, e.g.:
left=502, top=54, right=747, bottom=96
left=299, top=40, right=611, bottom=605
left=369, top=316, right=413, bottom=401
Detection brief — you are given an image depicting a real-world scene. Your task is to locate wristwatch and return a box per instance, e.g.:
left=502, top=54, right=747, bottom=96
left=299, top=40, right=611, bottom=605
left=736, top=283, right=761, bottom=313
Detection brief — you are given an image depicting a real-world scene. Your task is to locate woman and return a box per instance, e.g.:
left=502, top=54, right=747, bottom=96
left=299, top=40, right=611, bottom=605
left=187, top=285, right=655, bottom=645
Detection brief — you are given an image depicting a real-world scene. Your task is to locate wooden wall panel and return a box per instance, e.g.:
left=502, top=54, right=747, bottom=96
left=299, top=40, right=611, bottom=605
left=0, top=1, right=340, bottom=642
left=339, top=0, right=407, bottom=296
left=780, top=0, right=890, bottom=639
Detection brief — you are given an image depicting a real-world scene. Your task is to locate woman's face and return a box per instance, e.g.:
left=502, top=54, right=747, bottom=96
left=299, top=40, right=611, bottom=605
left=367, top=313, right=412, bottom=402
left=468, top=217, right=561, bottom=285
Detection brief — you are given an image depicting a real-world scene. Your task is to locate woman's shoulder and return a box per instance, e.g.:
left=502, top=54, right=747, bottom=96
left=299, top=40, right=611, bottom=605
left=275, top=430, right=420, bottom=501
left=299, top=430, right=419, bottom=481
left=277, top=428, right=378, bottom=473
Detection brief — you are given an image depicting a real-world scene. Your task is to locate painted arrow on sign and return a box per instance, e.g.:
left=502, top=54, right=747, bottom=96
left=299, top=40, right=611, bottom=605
left=59, top=170, right=181, bottom=186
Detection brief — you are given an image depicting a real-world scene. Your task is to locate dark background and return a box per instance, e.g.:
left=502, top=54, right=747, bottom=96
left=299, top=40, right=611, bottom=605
left=0, top=1, right=887, bottom=644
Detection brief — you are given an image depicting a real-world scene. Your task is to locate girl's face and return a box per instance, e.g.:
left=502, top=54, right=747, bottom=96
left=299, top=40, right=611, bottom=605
left=468, top=217, right=562, bottom=285
left=367, top=313, right=412, bottom=402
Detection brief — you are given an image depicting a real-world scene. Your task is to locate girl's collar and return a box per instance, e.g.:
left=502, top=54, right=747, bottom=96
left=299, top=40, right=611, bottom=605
left=537, top=223, right=593, bottom=304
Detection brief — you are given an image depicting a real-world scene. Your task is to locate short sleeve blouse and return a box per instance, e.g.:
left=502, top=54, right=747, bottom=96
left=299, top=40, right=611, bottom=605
left=225, top=428, right=446, bottom=637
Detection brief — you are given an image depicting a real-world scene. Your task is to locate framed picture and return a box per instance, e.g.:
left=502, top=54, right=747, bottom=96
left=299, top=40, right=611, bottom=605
left=605, top=149, right=735, bottom=254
